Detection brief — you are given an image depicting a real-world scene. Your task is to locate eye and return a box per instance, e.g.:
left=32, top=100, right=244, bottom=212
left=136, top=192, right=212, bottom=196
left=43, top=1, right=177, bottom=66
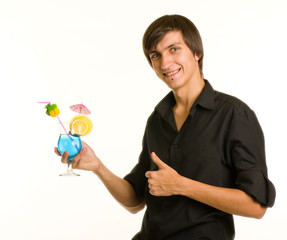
left=171, top=47, right=179, bottom=52
left=150, top=52, right=160, bottom=59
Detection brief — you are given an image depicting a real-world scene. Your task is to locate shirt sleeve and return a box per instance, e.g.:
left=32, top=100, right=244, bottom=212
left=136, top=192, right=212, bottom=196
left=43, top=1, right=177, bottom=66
left=124, top=125, right=151, bottom=199
left=227, top=106, right=276, bottom=207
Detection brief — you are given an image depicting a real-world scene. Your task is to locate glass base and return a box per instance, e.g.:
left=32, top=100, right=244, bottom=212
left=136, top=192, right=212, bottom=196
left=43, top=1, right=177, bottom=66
left=59, top=169, right=80, bottom=176
left=59, top=163, right=80, bottom=176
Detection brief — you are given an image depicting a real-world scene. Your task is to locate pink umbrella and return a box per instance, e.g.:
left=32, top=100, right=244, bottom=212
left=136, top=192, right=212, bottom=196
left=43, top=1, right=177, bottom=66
left=70, top=104, right=91, bottom=115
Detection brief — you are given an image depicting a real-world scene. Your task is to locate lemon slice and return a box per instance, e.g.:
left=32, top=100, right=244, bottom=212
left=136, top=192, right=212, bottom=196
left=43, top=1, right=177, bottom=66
left=70, top=115, right=93, bottom=136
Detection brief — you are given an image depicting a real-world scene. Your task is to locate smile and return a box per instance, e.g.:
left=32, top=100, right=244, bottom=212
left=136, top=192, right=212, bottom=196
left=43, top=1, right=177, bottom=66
left=163, top=68, right=181, bottom=78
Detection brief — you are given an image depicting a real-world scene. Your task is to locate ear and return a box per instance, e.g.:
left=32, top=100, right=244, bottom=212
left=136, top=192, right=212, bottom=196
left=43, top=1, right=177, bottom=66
left=195, top=54, right=200, bottom=61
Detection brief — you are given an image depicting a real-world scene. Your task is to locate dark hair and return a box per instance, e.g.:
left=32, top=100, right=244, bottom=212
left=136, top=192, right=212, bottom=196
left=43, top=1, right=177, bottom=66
left=142, top=14, right=204, bottom=77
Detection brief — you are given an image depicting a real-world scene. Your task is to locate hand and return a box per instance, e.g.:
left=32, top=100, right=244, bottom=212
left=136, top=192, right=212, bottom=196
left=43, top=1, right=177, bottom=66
left=54, top=141, right=102, bottom=173
left=145, top=152, right=182, bottom=196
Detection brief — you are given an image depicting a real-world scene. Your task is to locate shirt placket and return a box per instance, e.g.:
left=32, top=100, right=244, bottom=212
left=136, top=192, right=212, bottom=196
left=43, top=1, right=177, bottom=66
left=169, top=108, right=196, bottom=170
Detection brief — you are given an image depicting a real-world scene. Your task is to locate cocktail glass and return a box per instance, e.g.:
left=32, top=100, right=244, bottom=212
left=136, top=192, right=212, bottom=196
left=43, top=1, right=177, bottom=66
left=58, top=133, right=82, bottom=176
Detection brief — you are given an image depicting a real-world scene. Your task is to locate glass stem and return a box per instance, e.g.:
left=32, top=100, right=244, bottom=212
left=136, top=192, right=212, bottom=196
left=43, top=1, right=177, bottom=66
left=68, top=162, right=73, bottom=172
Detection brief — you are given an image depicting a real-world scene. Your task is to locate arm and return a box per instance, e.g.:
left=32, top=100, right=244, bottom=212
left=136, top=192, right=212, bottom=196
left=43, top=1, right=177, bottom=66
left=179, top=176, right=266, bottom=219
left=92, top=162, right=145, bottom=214
left=55, top=141, right=145, bottom=214
left=146, top=152, right=266, bottom=219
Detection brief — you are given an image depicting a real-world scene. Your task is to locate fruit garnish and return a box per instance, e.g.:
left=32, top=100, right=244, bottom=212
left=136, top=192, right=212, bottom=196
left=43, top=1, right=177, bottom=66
left=69, top=115, right=93, bottom=136
left=45, top=103, right=60, bottom=118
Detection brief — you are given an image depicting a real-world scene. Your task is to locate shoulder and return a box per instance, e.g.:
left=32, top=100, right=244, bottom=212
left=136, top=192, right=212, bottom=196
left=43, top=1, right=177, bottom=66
left=214, top=90, right=254, bottom=116
left=213, top=91, right=263, bottom=133
left=146, top=108, right=161, bottom=126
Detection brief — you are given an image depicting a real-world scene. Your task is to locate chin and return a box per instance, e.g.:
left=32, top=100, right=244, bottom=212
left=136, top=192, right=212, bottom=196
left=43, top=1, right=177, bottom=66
left=166, top=78, right=184, bottom=90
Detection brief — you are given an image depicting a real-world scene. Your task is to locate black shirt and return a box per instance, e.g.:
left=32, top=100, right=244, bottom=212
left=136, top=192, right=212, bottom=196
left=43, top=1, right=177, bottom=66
left=124, top=80, right=276, bottom=240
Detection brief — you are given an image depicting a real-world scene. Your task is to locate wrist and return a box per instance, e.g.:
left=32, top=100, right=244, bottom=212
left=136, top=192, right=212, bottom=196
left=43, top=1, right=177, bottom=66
left=92, top=159, right=104, bottom=175
left=176, top=176, right=194, bottom=197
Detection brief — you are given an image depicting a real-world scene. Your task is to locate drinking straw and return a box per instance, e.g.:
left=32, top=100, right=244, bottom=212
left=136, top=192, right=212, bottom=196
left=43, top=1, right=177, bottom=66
left=37, top=101, right=80, bottom=152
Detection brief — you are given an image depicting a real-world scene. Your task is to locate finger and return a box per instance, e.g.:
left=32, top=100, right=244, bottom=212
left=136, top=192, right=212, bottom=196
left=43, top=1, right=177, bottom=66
left=61, top=151, right=69, bottom=163
left=72, top=147, right=87, bottom=168
left=73, top=147, right=87, bottom=162
left=145, top=171, right=151, bottom=178
left=81, top=141, right=89, bottom=149
left=54, top=147, right=62, bottom=156
left=151, top=152, right=168, bottom=169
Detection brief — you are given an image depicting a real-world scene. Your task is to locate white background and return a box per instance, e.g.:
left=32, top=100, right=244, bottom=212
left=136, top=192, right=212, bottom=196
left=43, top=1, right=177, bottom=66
left=0, top=0, right=286, bottom=239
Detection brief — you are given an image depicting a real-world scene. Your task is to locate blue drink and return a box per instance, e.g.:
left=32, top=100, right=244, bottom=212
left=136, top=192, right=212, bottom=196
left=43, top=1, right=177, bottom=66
left=57, top=134, right=82, bottom=162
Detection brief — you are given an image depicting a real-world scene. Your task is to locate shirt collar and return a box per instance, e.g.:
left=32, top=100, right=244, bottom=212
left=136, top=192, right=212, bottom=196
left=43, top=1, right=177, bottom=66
left=155, top=80, right=215, bottom=117
left=194, top=80, right=216, bottom=110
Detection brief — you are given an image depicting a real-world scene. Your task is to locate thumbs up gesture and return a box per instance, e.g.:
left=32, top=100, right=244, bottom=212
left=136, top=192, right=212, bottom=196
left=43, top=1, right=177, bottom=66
left=145, top=152, right=182, bottom=196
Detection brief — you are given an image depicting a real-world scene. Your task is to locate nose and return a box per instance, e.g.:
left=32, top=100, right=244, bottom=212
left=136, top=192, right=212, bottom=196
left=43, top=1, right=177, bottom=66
left=160, top=53, right=173, bottom=70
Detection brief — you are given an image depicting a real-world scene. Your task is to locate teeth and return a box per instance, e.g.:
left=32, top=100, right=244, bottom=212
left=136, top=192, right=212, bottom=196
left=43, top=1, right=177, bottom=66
left=165, top=69, right=179, bottom=76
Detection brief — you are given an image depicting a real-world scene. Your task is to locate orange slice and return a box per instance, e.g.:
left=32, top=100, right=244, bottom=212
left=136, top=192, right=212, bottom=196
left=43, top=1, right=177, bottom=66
left=70, top=115, right=93, bottom=136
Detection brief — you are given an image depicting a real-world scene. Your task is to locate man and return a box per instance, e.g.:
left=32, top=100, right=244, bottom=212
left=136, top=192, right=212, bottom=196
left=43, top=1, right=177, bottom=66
left=56, top=15, right=275, bottom=240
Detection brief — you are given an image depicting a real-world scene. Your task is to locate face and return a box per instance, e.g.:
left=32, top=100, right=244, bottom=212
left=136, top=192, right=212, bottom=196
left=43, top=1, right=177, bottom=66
left=149, top=31, right=200, bottom=91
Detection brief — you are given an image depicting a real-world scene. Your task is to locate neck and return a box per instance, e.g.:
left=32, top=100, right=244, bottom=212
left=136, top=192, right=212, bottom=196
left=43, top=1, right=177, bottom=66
left=173, top=76, right=205, bottom=111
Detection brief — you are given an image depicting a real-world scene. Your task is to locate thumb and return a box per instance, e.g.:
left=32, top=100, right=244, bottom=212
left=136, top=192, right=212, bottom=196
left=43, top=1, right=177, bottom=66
left=73, top=147, right=87, bottom=163
left=151, top=152, right=168, bottom=169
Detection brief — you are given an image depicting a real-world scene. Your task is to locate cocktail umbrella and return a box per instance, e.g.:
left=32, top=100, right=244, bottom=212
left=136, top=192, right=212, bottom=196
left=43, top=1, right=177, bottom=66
left=70, top=104, right=91, bottom=115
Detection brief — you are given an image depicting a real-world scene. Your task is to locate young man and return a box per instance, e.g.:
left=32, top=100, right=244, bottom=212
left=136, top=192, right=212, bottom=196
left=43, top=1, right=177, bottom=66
left=56, top=15, right=275, bottom=240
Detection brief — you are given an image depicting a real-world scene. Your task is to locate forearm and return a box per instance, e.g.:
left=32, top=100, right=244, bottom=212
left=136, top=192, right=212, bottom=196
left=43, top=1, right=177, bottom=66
left=94, top=162, right=145, bottom=214
left=146, top=153, right=267, bottom=218
left=178, top=177, right=266, bottom=219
